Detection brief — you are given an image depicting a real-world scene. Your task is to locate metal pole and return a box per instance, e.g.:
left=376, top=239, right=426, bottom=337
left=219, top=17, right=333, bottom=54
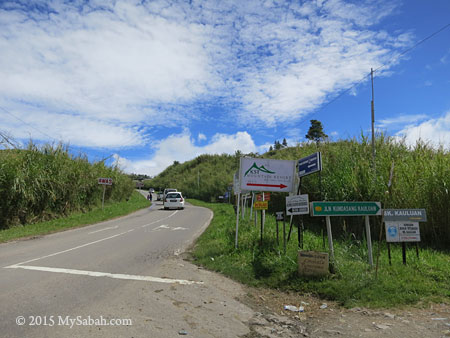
left=371, top=68, right=376, bottom=174
left=235, top=193, right=240, bottom=249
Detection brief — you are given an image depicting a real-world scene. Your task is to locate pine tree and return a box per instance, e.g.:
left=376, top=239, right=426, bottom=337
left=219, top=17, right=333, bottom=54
left=305, top=120, right=328, bottom=144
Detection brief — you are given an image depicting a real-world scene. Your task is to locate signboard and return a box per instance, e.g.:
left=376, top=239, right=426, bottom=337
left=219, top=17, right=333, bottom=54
left=286, top=194, right=309, bottom=215
left=276, top=212, right=284, bottom=221
left=310, top=201, right=381, bottom=216
left=385, top=222, right=421, bottom=242
left=240, top=158, right=295, bottom=193
left=253, top=201, right=268, bottom=210
left=384, top=209, right=427, bottom=222
left=98, top=178, right=113, bottom=185
left=298, top=152, right=322, bottom=178
left=256, top=192, right=271, bottom=201
left=298, top=251, right=329, bottom=276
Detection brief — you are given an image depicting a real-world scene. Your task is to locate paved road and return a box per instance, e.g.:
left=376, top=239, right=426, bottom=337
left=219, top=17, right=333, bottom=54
left=0, top=197, right=223, bottom=338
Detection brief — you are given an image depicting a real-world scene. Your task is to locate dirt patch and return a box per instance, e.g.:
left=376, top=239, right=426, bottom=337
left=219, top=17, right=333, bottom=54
left=239, top=286, right=450, bottom=338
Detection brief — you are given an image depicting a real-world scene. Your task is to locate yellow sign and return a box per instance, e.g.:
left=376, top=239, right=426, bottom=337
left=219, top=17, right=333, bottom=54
left=254, top=201, right=268, bottom=210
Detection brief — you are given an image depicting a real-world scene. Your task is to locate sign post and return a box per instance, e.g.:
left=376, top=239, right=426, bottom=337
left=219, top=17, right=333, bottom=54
left=383, top=209, right=427, bottom=265
left=240, top=157, right=295, bottom=248
left=98, top=178, right=113, bottom=210
left=311, top=201, right=381, bottom=266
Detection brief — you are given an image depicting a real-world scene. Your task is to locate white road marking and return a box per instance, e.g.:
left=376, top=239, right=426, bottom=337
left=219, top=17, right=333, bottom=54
left=4, top=265, right=203, bottom=285
left=8, top=229, right=135, bottom=266
left=153, top=224, right=170, bottom=231
left=141, top=210, right=178, bottom=228
left=88, top=226, right=119, bottom=234
left=171, top=227, right=187, bottom=231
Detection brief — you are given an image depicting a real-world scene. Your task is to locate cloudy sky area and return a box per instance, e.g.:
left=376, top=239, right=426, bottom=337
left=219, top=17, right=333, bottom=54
left=1, top=0, right=449, bottom=176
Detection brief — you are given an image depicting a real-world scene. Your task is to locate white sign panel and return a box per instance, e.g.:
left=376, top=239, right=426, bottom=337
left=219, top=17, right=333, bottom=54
left=240, top=157, right=295, bottom=193
left=286, top=194, right=309, bottom=215
left=385, top=222, right=421, bottom=242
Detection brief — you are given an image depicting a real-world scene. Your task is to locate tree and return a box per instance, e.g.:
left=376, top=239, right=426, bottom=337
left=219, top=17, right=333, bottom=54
left=282, top=138, right=288, bottom=147
left=305, top=120, right=328, bottom=144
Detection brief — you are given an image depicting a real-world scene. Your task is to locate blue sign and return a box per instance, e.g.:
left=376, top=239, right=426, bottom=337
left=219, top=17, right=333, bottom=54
left=298, top=152, right=322, bottom=177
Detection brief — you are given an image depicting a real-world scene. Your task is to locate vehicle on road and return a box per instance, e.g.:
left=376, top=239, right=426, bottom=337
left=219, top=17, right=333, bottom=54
left=164, top=192, right=184, bottom=210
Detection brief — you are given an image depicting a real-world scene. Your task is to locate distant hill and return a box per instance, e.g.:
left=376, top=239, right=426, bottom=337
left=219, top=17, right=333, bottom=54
left=148, top=136, right=450, bottom=247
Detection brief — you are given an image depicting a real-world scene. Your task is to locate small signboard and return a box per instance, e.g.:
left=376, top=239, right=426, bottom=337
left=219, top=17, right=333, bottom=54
left=98, top=178, right=113, bottom=185
left=298, top=152, right=322, bottom=178
left=240, top=157, right=296, bottom=193
left=286, top=194, right=309, bottom=215
left=253, top=201, right=269, bottom=210
left=276, top=211, right=284, bottom=221
left=256, top=192, right=271, bottom=201
left=385, top=222, right=421, bottom=242
left=310, top=201, right=381, bottom=216
left=384, top=209, right=427, bottom=222
left=298, top=251, right=329, bottom=276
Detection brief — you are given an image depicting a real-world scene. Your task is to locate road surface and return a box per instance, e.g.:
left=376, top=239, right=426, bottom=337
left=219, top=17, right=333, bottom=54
left=0, top=197, right=259, bottom=337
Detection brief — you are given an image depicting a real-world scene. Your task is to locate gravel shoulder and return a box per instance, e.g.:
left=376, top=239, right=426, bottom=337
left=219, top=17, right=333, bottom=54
left=154, top=253, right=450, bottom=338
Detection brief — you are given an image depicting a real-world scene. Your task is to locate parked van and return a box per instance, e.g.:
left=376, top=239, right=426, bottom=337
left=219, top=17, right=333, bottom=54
left=163, top=188, right=177, bottom=206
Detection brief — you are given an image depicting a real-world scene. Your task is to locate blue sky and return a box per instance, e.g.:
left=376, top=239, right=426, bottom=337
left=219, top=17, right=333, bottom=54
left=1, top=0, right=449, bottom=176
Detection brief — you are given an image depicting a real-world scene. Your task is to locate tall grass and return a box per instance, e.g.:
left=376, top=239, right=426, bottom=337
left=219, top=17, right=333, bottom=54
left=190, top=200, right=450, bottom=308
left=0, top=143, right=134, bottom=229
left=149, top=134, right=450, bottom=248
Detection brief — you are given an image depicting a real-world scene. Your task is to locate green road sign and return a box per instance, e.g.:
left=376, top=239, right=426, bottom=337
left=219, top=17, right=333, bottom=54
left=311, top=201, right=381, bottom=216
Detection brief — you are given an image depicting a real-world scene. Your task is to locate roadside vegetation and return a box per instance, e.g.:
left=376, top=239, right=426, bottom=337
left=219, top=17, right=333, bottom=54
left=0, top=190, right=150, bottom=243
left=189, top=200, right=450, bottom=309
left=149, top=134, right=450, bottom=248
left=0, top=142, right=138, bottom=231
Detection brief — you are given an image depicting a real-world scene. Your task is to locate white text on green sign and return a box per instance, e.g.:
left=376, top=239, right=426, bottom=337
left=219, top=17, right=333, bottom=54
left=311, top=201, right=381, bottom=216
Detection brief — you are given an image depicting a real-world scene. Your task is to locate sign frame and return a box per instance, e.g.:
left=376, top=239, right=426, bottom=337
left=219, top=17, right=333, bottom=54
left=298, top=152, right=322, bottom=178
left=310, top=201, right=381, bottom=217
left=240, top=157, right=296, bottom=193
left=286, top=194, right=309, bottom=216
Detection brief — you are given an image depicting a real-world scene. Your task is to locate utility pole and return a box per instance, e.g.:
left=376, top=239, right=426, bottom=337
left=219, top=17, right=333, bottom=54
left=371, top=68, right=376, bottom=175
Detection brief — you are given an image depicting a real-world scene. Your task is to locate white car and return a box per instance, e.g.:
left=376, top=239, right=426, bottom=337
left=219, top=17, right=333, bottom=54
left=163, top=192, right=184, bottom=210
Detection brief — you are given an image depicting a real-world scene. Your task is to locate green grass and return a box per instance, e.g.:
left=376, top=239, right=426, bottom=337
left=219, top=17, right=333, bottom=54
left=0, top=190, right=150, bottom=243
left=189, top=199, right=450, bottom=309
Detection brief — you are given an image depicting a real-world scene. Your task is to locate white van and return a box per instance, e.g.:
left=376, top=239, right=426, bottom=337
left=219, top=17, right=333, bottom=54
left=163, top=188, right=177, bottom=206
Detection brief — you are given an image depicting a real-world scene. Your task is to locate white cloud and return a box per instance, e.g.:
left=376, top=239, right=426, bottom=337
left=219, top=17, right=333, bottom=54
left=197, top=133, right=207, bottom=142
left=0, top=0, right=410, bottom=149
left=377, top=114, right=428, bottom=129
left=395, top=111, right=450, bottom=149
left=115, top=130, right=257, bottom=176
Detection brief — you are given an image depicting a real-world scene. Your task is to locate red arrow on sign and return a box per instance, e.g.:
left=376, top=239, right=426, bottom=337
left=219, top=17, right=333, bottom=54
left=247, top=183, right=287, bottom=189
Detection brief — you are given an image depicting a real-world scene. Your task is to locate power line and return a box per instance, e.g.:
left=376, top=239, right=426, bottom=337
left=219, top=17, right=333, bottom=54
left=0, top=105, right=58, bottom=142
left=297, top=22, right=450, bottom=129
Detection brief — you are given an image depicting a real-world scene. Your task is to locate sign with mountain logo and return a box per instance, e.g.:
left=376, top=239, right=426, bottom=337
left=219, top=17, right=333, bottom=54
left=240, top=158, right=296, bottom=193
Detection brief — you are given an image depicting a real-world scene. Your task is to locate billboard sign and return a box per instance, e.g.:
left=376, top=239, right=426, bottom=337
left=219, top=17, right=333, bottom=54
left=240, top=157, right=295, bottom=193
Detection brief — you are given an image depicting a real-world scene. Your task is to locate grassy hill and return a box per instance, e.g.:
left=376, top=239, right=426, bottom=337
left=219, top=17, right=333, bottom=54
left=148, top=135, right=450, bottom=248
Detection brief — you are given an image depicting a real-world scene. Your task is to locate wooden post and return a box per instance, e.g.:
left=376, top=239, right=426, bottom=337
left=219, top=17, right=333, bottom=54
left=102, top=185, right=106, bottom=210
left=283, top=214, right=286, bottom=254
left=402, top=242, right=407, bottom=265
left=388, top=243, right=392, bottom=265
left=326, top=216, right=335, bottom=262
left=365, top=216, right=374, bottom=266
